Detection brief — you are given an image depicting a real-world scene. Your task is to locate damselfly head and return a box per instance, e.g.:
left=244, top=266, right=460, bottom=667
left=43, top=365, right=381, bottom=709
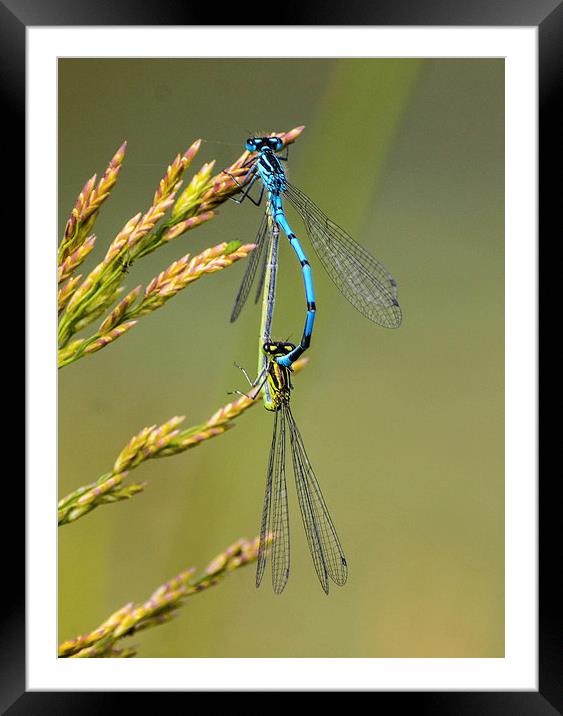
left=245, top=136, right=284, bottom=153
left=263, top=341, right=296, bottom=358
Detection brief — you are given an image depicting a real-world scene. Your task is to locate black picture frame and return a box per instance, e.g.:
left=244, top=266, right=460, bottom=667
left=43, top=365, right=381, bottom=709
left=13, top=0, right=557, bottom=711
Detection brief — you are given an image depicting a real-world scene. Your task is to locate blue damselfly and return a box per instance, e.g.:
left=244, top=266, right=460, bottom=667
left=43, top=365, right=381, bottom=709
left=227, top=135, right=402, bottom=368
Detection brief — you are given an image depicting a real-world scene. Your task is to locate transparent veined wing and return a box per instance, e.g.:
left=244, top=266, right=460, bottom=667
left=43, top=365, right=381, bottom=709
left=270, top=407, right=290, bottom=594
left=230, top=211, right=270, bottom=323
left=256, top=409, right=291, bottom=594
left=253, top=217, right=272, bottom=305
left=284, top=182, right=402, bottom=328
left=285, top=404, right=348, bottom=594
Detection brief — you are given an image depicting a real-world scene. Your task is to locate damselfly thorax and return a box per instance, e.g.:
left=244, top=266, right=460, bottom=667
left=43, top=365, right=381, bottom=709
left=257, top=155, right=286, bottom=194
left=262, top=341, right=294, bottom=411
left=246, top=137, right=287, bottom=192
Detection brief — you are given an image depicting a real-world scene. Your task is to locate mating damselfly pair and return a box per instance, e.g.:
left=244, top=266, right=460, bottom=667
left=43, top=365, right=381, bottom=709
left=228, top=132, right=401, bottom=594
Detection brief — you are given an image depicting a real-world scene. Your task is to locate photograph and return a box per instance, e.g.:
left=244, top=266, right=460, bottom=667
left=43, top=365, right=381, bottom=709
left=57, top=56, right=505, bottom=659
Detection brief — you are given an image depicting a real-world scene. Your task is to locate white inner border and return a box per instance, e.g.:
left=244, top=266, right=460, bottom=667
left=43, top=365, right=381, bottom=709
left=27, top=27, right=537, bottom=691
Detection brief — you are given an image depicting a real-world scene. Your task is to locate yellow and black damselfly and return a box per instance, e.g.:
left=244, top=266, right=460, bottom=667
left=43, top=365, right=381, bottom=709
left=238, top=341, right=348, bottom=594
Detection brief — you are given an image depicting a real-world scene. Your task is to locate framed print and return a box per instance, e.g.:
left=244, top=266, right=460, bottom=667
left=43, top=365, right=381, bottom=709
left=13, top=0, right=558, bottom=710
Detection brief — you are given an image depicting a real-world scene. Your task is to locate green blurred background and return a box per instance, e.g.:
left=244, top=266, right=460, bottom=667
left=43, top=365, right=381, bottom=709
left=58, top=59, right=504, bottom=657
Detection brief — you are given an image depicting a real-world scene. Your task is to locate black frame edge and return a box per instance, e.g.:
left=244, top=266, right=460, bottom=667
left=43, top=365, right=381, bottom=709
left=16, top=0, right=559, bottom=711
left=538, top=2, right=563, bottom=713
left=2, top=0, right=26, bottom=713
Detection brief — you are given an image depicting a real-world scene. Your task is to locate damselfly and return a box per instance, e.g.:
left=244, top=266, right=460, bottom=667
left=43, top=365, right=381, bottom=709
left=226, top=135, right=402, bottom=369
left=238, top=341, right=348, bottom=594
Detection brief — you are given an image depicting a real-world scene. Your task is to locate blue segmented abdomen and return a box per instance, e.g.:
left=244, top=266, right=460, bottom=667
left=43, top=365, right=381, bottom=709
left=269, top=191, right=316, bottom=367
